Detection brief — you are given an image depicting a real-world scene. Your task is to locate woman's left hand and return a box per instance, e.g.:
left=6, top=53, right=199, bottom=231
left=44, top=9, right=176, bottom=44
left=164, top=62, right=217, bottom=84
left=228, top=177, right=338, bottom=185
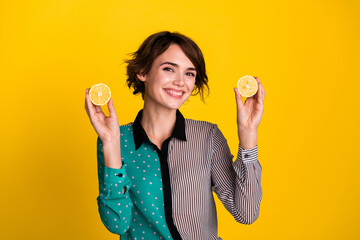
left=234, top=77, right=265, bottom=148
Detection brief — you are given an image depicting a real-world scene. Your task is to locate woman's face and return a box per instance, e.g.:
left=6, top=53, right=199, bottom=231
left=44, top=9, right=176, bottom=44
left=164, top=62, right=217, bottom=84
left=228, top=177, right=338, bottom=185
left=137, top=43, right=197, bottom=111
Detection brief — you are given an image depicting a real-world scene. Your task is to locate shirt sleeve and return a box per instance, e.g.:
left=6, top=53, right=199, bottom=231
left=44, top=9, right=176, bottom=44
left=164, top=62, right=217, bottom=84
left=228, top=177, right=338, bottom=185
left=96, top=136, right=133, bottom=235
left=210, top=124, right=262, bottom=224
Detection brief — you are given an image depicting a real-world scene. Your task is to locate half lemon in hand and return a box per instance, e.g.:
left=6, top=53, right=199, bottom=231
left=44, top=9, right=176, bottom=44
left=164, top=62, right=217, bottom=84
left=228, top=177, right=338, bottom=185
left=237, top=75, right=258, bottom=97
left=89, top=83, right=111, bottom=105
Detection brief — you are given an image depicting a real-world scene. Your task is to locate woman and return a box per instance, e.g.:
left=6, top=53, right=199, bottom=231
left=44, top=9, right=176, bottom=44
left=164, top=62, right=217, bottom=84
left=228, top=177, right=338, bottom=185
left=84, top=31, right=265, bottom=240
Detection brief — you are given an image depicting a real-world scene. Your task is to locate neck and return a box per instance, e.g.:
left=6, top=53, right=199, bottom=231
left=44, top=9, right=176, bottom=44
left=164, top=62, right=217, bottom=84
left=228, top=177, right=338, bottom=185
left=140, top=101, right=177, bottom=143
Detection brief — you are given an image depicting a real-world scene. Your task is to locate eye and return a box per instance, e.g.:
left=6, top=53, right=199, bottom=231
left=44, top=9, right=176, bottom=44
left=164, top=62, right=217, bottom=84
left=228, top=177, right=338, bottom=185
left=187, top=72, right=196, bottom=77
left=163, top=67, right=174, bottom=72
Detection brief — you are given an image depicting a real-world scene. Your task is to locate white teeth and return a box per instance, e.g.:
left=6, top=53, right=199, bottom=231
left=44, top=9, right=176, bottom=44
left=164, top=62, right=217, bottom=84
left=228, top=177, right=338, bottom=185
left=165, top=89, right=183, bottom=96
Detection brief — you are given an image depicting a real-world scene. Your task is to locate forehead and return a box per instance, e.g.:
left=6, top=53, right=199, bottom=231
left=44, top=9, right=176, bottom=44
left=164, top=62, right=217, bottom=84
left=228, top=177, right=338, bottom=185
left=155, top=44, right=195, bottom=68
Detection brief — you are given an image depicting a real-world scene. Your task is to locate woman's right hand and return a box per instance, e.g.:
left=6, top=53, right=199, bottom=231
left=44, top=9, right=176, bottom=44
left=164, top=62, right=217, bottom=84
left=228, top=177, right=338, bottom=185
left=84, top=88, right=120, bottom=143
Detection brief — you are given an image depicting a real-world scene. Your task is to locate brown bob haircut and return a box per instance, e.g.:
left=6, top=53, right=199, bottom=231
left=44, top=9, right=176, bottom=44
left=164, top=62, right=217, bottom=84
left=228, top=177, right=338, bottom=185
left=124, top=31, right=209, bottom=102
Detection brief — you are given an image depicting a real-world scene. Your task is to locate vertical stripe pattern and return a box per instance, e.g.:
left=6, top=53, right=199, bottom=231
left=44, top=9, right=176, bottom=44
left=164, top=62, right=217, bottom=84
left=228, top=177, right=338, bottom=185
left=167, top=119, right=262, bottom=239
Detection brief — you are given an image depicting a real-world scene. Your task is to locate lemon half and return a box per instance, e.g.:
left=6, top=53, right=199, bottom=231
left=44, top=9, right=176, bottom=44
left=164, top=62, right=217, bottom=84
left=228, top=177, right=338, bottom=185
left=89, top=83, right=111, bottom=105
left=237, top=75, right=258, bottom=97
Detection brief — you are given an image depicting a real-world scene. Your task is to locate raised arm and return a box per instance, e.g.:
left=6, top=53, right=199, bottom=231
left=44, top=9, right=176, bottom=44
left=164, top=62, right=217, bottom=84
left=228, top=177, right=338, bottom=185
left=96, top=136, right=133, bottom=234
left=210, top=124, right=262, bottom=224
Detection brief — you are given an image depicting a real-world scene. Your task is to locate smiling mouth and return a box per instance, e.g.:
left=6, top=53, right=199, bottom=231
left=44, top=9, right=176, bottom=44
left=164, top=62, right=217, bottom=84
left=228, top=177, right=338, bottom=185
left=163, top=88, right=184, bottom=97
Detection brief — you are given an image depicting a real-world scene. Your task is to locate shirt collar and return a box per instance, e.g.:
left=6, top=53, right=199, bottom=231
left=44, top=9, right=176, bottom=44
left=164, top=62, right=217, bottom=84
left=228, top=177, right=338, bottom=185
left=133, top=108, right=187, bottom=150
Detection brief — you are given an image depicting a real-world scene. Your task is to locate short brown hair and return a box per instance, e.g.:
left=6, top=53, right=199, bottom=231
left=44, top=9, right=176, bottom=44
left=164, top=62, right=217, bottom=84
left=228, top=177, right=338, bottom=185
left=123, top=31, right=209, bottom=102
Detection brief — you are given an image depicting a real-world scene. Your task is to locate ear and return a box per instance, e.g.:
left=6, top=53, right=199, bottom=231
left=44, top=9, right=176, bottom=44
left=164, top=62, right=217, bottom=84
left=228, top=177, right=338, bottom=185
left=137, top=70, right=146, bottom=82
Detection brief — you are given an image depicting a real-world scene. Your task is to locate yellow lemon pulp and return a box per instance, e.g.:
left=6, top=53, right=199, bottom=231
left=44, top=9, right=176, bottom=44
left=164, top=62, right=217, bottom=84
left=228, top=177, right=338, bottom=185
left=89, top=83, right=111, bottom=105
left=237, top=75, right=258, bottom=97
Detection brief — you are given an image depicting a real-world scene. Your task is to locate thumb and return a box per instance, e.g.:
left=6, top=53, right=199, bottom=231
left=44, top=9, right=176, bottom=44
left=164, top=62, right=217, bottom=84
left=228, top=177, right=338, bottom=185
left=234, top=88, right=243, bottom=110
left=108, top=98, right=118, bottom=118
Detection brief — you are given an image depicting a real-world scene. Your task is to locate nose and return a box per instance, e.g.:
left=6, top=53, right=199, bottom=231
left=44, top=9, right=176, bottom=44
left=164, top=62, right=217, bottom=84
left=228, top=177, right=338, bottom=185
left=173, top=72, right=185, bottom=86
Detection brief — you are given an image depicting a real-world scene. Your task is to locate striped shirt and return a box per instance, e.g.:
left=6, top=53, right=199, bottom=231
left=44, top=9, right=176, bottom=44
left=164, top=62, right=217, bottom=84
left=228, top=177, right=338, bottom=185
left=96, top=109, right=262, bottom=240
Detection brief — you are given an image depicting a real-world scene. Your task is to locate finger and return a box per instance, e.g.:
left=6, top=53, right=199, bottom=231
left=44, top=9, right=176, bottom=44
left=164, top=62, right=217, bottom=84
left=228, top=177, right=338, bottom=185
left=108, top=98, right=118, bottom=118
left=85, top=89, right=90, bottom=116
left=234, top=87, right=244, bottom=110
left=85, top=88, right=96, bottom=117
left=95, top=105, right=103, bottom=113
left=85, top=88, right=91, bottom=116
left=254, top=77, right=264, bottom=103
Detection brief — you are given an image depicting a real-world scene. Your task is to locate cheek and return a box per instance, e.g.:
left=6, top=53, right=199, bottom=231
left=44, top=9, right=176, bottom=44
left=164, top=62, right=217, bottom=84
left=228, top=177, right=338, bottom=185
left=188, top=79, right=196, bottom=91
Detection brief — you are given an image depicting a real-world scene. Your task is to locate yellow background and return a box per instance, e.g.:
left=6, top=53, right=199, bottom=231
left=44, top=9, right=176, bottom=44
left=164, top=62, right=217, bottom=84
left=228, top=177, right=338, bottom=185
left=1, top=0, right=359, bottom=239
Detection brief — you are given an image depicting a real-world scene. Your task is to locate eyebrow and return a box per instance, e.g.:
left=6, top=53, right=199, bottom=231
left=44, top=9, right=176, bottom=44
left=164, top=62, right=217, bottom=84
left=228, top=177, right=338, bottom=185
left=160, top=61, right=196, bottom=71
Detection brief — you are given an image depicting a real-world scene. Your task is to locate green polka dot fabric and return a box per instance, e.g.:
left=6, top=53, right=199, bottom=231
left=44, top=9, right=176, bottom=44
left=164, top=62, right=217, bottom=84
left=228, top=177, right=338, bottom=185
left=97, top=124, right=173, bottom=240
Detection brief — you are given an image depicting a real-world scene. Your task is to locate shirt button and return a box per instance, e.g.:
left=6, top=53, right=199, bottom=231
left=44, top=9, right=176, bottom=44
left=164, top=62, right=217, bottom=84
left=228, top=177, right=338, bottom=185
left=118, top=173, right=123, bottom=177
left=244, top=154, right=250, bottom=158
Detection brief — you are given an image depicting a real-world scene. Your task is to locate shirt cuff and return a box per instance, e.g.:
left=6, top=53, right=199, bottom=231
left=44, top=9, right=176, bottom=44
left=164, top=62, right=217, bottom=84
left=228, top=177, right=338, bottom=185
left=104, top=163, right=128, bottom=184
left=101, top=165, right=131, bottom=200
left=237, top=144, right=258, bottom=163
